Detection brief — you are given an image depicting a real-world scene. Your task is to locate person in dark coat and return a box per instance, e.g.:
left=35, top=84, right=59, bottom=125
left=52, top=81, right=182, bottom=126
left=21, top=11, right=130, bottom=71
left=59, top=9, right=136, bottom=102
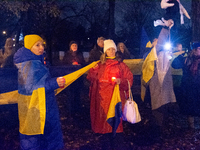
left=116, top=42, right=131, bottom=61
left=62, top=41, right=85, bottom=66
left=172, top=42, right=200, bottom=129
left=62, top=41, right=85, bottom=115
left=88, top=37, right=105, bottom=63
left=14, top=34, right=64, bottom=150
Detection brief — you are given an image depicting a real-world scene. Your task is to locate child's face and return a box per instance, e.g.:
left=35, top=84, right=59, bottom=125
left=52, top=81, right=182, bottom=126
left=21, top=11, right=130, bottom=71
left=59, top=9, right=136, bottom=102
left=31, top=40, right=44, bottom=55
left=106, top=47, right=116, bottom=57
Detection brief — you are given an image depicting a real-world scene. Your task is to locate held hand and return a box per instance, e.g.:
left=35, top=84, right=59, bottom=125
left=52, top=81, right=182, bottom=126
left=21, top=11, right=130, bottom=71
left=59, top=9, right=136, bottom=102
left=93, top=64, right=98, bottom=69
left=57, top=77, right=65, bottom=88
left=162, top=18, right=174, bottom=29
left=112, top=77, right=121, bottom=85
left=72, top=62, right=79, bottom=65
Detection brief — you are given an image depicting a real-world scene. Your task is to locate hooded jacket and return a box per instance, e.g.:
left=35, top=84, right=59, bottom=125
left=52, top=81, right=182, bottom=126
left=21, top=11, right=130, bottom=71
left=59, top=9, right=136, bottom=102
left=14, top=47, right=61, bottom=136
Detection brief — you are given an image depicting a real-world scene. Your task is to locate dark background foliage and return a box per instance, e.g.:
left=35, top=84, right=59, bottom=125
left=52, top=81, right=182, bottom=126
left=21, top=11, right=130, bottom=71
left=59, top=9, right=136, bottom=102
left=0, top=0, right=195, bottom=64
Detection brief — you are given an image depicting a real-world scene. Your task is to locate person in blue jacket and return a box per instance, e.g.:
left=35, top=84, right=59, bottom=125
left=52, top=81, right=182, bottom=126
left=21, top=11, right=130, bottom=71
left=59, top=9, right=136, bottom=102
left=14, top=34, right=64, bottom=150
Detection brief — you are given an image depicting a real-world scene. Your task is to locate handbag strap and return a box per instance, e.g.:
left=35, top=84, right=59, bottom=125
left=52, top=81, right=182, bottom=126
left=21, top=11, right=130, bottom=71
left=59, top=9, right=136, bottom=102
left=127, top=80, right=133, bottom=101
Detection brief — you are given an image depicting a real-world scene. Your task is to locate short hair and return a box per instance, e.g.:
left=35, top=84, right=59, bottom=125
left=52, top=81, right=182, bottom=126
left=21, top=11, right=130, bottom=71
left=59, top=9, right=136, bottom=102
left=97, top=37, right=105, bottom=44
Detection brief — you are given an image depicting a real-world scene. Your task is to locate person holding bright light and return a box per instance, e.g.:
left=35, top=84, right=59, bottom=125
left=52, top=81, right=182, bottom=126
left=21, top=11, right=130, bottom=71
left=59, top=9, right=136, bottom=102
left=87, top=39, right=133, bottom=150
left=172, top=42, right=200, bottom=129
left=148, top=19, right=177, bottom=137
left=62, top=41, right=85, bottom=66
left=62, top=41, right=85, bottom=115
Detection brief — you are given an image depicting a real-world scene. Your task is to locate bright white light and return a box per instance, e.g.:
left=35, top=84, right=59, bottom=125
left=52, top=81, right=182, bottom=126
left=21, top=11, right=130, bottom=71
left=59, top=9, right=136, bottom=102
left=2, top=31, right=6, bottom=34
left=19, top=32, right=23, bottom=41
left=167, top=55, right=172, bottom=60
left=164, top=42, right=171, bottom=50
left=88, top=38, right=90, bottom=40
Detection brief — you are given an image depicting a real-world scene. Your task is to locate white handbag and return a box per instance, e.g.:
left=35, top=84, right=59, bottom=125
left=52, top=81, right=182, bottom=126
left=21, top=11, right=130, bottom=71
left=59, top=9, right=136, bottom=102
left=122, top=80, right=141, bottom=124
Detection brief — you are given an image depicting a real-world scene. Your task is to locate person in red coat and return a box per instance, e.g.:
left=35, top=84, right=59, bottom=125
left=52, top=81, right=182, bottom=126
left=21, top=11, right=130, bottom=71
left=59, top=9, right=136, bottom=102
left=87, top=39, right=133, bottom=150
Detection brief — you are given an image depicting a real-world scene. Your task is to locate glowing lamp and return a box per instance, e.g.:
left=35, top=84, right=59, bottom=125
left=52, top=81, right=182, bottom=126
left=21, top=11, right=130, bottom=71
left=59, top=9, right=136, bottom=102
left=164, top=42, right=171, bottom=50
left=73, top=62, right=78, bottom=65
left=111, top=77, right=116, bottom=81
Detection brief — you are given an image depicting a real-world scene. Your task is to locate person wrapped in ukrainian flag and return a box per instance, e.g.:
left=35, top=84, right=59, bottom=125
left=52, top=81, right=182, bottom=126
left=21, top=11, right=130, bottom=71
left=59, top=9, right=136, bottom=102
left=13, top=34, right=64, bottom=150
left=87, top=39, right=133, bottom=150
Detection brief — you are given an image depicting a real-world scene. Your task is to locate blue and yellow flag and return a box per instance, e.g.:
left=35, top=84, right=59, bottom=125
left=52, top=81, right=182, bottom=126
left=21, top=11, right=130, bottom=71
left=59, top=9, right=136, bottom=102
left=55, top=61, right=99, bottom=95
left=106, top=84, right=122, bottom=136
left=0, top=59, right=99, bottom=135
left=15, top=58, right=48, bottom=135
left=141, top=46, right=157, bottom=101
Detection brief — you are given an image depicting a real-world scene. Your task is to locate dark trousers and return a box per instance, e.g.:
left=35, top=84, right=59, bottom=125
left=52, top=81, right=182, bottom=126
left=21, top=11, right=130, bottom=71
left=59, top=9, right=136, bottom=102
left=66, top=76, right=83, bottom=115
left=152, top=103, right=178, bottom=125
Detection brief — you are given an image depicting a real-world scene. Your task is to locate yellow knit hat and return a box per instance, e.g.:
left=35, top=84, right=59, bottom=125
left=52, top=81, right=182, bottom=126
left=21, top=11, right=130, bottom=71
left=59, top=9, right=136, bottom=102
left=24, top=34, right=43, bottom=50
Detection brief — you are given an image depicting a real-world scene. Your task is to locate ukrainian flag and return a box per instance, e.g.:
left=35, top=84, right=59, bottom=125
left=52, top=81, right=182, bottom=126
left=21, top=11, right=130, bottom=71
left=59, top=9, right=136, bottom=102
left=0, top=68, right=18, bottom=105
left=106, top=84, right=122, bottom=136
left=0, top=59, right=99, bottom=135
left=141, top=46, right=157, bottom=101
left=14, top=57, right=48, bottom=135
left=55, top=61, right=99, bottom=95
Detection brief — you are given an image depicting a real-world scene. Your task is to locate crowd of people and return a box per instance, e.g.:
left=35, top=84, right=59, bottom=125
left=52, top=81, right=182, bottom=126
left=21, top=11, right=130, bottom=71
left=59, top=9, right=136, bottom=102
left=0, top=1, right=198, bottom=149
left=0, top=31, right=199, bottom=149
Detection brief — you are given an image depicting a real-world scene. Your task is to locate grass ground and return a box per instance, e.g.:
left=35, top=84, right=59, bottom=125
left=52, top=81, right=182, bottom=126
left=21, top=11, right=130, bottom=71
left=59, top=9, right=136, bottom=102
left=1, top=77, right=200, bottom=150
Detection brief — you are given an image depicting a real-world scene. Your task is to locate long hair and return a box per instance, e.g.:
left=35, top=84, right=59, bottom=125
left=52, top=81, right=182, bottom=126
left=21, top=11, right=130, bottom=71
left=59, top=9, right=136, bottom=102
left=186, top=48, right=199, bottom=63
left=100, top=53, right=107, bottom=64
left=117, top=42, right=130, bottom=55
left=185, top=48, right=200, bottom=75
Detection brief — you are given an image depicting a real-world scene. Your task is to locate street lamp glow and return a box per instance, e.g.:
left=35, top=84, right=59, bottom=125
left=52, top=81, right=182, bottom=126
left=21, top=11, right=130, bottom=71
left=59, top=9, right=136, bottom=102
left=2, top=31, right=6, bottom=34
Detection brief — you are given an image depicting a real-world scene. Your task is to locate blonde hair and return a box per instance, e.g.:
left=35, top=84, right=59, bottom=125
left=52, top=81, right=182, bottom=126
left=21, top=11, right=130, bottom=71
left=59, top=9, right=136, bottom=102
left=4, top=38, right=14, bottom=55
left=4, top=38, right=14, bottom=48
left=100, top=53, right=107, bottom=64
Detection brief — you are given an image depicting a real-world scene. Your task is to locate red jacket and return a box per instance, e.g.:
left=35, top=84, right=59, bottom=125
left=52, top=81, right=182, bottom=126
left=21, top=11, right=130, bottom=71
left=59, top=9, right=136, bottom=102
left=87, top=59, right=133, bottom=134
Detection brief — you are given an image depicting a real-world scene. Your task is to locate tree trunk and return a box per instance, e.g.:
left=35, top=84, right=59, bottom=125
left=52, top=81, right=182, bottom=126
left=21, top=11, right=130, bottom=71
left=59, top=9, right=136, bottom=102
left=108, top=0, right=115, bottom=39
left=192, top=0, right=200, bottom=42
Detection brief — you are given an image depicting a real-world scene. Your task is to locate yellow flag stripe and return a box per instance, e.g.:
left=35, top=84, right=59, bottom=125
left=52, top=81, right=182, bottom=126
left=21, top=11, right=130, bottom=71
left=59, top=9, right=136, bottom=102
left=107, top=84, right=121, bottom=120
left=18, top=87, right=46, bottom=135
left=55, top=61, right=100, bottom=95
left=142, top=47, right=157, bottom=83
left=0, top=90, right=18, bottom=105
